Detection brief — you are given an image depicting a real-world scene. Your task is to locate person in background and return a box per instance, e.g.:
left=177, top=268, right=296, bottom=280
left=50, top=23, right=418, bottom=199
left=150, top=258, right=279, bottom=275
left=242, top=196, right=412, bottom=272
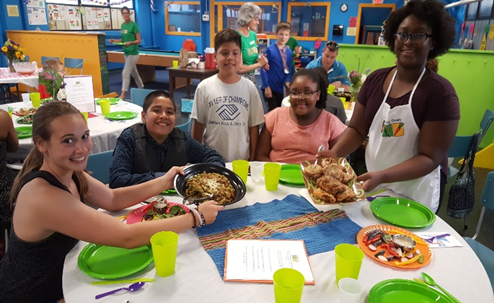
left=109, top=90, right=224, bottom=188
left=0, top=101, right=223, bottom=303
left=38, top=58, right=65, bottom=100
left=285, top=29, right=302, bottom=78
left=313, top=67, right=348, bottom=124
left=260, top=22, right=293, bottom=111
left=256, top=69, right=346, bottom=163
left=0, top=109, right=18, bottom=260
left=109, top=6, right=144, bottom=100
left=318, top=0, right=459, bottom=212
left=306, top=41, right=351, bottom=92
left=191, top=29, right=264, bottom=162
left=236, top=2, right=269, bottom=84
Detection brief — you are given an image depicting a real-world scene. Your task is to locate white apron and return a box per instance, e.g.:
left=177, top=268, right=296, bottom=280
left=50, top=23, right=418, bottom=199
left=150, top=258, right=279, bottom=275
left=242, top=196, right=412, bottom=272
left=365, top=69, right=440, bottom=212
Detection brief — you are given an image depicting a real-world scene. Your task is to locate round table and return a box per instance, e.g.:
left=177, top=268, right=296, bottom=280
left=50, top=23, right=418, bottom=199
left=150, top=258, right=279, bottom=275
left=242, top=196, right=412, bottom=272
left=6, top=100, right=142, bottom=162
left=62, top=163, right=493, bottom=303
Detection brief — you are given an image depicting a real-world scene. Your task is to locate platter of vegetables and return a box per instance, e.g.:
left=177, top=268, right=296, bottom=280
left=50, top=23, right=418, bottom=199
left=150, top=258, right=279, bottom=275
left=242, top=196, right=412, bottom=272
left=356, top=224, right=432, bottom=269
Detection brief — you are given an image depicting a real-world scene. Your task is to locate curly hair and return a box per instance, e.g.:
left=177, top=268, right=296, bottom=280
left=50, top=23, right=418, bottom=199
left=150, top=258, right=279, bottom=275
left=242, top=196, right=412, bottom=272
left=237, top=2, right=262, bottom=28
left=383, top=0, right=456, bottom=60
left=290, top=68, right=327, bottom=109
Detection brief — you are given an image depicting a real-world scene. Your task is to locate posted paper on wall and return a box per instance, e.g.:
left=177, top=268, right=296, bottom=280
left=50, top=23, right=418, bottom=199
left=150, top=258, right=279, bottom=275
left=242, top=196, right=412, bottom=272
left=64, top=76, right=96, bottom=113
left=224, top=239, right=315, bottom=284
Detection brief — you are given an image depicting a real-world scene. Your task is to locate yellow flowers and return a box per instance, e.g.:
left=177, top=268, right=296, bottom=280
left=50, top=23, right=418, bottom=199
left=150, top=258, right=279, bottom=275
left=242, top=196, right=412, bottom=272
left=2, top=39, right=26, bottom=63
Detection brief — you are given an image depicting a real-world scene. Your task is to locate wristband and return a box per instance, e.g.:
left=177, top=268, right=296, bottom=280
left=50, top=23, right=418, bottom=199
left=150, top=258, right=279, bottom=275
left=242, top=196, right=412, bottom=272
left=190, top=212, right=197, bottom=229
left=190, top=208, right=204, bottom=227
left=198, top=210, right=206, bottom=227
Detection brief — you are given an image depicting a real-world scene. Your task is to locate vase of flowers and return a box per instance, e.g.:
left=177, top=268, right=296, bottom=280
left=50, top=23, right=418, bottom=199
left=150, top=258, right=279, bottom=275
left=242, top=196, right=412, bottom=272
left=348, top=66, right=372, bottom=102
left=39, top=66, right=65, bottom=101
left=2, top=39, right=26, bottom=73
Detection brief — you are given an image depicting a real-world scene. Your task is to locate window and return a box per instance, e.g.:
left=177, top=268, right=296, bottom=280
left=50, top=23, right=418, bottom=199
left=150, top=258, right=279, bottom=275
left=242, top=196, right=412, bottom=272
left=465, top=2, right=478, bottom=21
left=46, top=0, right=135, bottom=31
left=287, top=2, right=331, bottom=41
left=214, top=2, right=281, bottom=38
left=165, top=1, right=201, bottom=36
left=477, top=0, right=493, bottom=19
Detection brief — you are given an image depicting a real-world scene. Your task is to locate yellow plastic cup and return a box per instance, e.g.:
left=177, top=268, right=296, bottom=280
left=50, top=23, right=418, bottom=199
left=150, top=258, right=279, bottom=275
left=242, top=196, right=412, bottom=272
left=273, top=268, right=305, bottom=303
left=232, top=159, right=249, bottom=184
left=7, top=106, right=13, bottom=118
left=340, top=97, right=346, bottom=106
left=264, top=163, right=281, bottom=191
left=327, top=85, right=336, bottom=95
left=172, top=60, right=179, bottom=69
left=30, top=92, right=41, bottom=108
left=82, top=112, right=88, bottom=122
left=150, top=231, right=179, bottom=277
left=335, top=244, right=364, bottom=286
left=99, top=99, right=111, bottom=116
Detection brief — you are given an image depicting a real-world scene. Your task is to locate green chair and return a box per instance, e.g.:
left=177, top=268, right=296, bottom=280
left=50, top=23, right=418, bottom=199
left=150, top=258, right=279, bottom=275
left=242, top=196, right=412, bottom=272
left=86, top=150, right=113, bottom=184
left=463, top=172, right=494, bottom=291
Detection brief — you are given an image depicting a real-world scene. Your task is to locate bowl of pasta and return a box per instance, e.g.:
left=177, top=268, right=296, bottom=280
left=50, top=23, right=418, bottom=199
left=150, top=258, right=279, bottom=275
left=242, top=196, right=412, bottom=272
left=174, top=163, right=247, bottom=206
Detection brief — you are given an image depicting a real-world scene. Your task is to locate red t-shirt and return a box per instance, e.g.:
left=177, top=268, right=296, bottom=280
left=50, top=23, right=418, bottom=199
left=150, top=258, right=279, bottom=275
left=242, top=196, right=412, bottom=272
left=358, top=67, right=460, bottom=176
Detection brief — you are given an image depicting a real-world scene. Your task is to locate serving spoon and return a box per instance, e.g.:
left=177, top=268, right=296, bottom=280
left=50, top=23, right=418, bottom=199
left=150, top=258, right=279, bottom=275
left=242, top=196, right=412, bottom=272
left=421, top=272, right=460, bottom=303
left=95, top=282, right=145, bottom=300
left=314, top=144, right=325, bottom=165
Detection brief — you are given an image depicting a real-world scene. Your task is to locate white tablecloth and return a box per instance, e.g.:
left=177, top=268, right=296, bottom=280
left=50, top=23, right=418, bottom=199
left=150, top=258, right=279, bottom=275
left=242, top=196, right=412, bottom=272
left=0, top=68, right=39, bottom=87
left=6, top=100, right=142, bottom=160
left=62, top=163, right=493, bottom=303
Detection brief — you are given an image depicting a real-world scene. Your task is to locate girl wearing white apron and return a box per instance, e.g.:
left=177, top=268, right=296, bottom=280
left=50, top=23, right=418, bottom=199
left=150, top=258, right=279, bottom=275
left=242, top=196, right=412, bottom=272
left=365, top=69, right=440, bottom=212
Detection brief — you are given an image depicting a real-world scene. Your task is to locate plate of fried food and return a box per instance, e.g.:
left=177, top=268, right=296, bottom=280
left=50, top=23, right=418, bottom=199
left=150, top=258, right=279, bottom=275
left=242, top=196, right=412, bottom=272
left=300, top=157, right=365, bottom=204
left=174, top=163, right=247, bottom=206
left=13, top=107, right=37, bottom=117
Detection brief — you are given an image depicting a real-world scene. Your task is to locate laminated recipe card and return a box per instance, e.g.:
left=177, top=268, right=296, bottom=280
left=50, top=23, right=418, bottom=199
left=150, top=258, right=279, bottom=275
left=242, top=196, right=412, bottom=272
left=224, top=239, right=315, bottom=284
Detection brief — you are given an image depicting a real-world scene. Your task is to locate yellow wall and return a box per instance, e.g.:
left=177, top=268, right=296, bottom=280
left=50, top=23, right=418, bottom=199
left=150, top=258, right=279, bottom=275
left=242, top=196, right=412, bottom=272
left=6, top=30, right=106, bottom=97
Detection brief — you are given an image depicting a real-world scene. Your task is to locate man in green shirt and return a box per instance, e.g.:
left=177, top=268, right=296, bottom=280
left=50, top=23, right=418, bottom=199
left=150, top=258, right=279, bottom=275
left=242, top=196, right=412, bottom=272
left=109, top=6, right=144, bottom=100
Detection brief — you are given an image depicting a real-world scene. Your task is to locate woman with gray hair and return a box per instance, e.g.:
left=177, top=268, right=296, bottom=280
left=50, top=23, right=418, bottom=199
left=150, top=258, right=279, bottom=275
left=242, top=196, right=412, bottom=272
left=236, top=2, right=269, bottom=84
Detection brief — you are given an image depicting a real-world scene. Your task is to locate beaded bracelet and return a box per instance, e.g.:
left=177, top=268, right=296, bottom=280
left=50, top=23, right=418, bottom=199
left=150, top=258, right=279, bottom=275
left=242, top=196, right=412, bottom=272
left=198, top=210, right=206, bottom=227
left=190, top=208, right=200, bottom=229
left=190, top=212, right=197, bottom=229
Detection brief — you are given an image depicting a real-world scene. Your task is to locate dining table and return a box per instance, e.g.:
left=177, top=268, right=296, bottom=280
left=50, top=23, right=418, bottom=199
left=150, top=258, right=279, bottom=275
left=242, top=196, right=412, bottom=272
left=5, top=100, right=142, bottom=163
left=61, top=162, right=493, bottom=303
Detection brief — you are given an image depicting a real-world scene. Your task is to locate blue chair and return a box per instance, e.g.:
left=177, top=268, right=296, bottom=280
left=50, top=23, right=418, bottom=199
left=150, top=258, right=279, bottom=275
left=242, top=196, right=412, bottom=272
left=463, top=172, right=494, bottom=291
left=64, top=57, right=84, bottom=75
left=130, top=88, right=156, bottom=107
left=41, top=56, right=59, bottom=65
left=176, top=114, right=192, bottom=133
left=86, top=150, right=113, bottom=184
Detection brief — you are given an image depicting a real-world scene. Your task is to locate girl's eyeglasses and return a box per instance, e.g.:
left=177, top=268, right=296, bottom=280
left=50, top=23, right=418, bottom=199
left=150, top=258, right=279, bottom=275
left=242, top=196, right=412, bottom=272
left=393, top=33, right=432, bottom=43
left=290, top=91, right=319, bottom=97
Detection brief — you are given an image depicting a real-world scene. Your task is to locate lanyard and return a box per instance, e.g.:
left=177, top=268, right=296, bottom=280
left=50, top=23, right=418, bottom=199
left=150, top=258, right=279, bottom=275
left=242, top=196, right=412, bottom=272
left=277, top=46, right=290, bottom=74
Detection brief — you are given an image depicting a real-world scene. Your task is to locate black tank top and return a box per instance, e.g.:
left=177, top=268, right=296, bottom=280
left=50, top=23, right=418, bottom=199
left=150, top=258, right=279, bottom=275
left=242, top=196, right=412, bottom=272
left=0, top=171, right=82, bottom=303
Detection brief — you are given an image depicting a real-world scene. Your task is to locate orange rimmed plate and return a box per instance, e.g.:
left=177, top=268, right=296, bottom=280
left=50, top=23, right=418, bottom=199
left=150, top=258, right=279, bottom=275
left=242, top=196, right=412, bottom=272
left=126, top=202, right=189, bottom=224
left=357, top=224, right=433, bottom=269
left=300, top=158, right=366, bottom=204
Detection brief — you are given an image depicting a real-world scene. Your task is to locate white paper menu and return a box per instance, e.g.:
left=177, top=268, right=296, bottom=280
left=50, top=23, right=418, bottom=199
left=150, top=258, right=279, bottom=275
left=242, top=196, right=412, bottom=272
left=224, top=239, right=315, bottom=284
left=64, top=76, right=96, bottom=113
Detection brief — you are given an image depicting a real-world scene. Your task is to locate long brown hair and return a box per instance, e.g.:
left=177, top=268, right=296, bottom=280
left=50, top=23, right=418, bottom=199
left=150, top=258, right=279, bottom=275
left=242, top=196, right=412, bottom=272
left=10, top=101, right=89, bottom=207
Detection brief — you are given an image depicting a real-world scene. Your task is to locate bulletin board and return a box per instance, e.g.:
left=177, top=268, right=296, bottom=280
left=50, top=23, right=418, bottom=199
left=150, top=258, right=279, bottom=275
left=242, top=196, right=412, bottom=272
left=47, top=4, right=82, bottom=30
left=83, top=7, right=112, bottom=30
left=110, top=8, right=135, bottom=29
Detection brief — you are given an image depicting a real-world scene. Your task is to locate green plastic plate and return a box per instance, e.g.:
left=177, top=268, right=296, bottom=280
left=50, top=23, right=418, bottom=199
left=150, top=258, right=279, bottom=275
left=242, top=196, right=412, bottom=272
left=113, top=42, right=125, bottom=45
left=279, top=164, right=304, bottom=185
left=15, top=126, right=32, bottom=139
left=16, top=115, right=33, bottom=125
left=95, top=97, right=120, bottom=105
left=368, top=279, right=454, bottom=303
left=78, top=243, right=154, bottom=280
left=370, top=197, right=436, bottom=228
left=105, top=111, right=138, bottom=120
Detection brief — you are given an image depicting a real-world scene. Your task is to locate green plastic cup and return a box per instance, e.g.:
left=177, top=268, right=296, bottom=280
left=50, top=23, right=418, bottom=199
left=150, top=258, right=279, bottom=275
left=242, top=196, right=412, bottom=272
left=335, top=244, right=364, bottom=286
left=81, top=112, right=88, bottom=122
left=273, top=268, right=305, bottom=303
left=30, top=92, right=41, bottom=108
left=99, top=99, right=111, bottom=116
left=232, top=159, right=249, bottom=184
left=7, top=106, right=13, bottom=118
left=173, top=60, right=179, bottom=69
left=150, top=231, right=179, bottom=277
left=327, top=84, right=336, bottom=95
left=264, top=163, right=281, bottom=191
